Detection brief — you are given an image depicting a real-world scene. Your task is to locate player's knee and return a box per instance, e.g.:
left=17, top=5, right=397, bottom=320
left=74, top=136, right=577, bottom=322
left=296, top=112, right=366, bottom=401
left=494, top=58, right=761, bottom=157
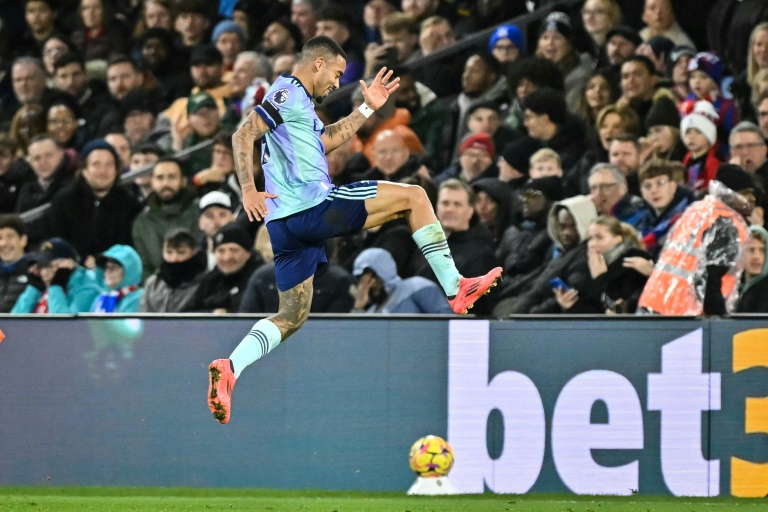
left=407, top=184, right=431, bottom=210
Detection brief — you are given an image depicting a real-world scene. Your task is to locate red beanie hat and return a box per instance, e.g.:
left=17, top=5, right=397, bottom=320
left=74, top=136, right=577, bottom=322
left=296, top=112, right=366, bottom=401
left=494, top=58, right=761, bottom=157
left=459, top=133, right=495, bottom=157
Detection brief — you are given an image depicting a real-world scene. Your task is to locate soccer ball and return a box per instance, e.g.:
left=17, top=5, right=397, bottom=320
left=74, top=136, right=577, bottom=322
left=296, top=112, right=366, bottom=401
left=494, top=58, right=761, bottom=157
left=409, top=435, right=454, bottom=477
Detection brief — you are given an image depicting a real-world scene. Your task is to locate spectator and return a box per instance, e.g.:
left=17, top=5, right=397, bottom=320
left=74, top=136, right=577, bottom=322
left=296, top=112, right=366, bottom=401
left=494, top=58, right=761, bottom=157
left=566, top=216, right=651, bottom=314
left=680, top=52, right=739, bottom=140
left=71, top=0, right=130, bottom=63
left=729, top=123, right=768, bottom=211
left=40, top=36, right=78, bottom=87
left=198, top=191, right=236, bottom=270
left=169, top=91, right=222, bottom=162
left=604, top=26, right=643, bottom=68
left=433, top=133, right=496, bottom=186
left=639, top=0, right=695, bottom=48
left=53, top=52, right=121, bottom=137
left=106, top=55, right=145, bottom=103
left=211, top=20, right=246, bottom=75
left=362, top=0, right=397, bottom=45
left=529, top=148, right=563, bottom=179
left=104, top=132, right=132, bottom=174
left=497, top=138, right=541, bottom=188
left=315, top=6, right=364, bottom=86
left=12, top=57, right=51, bottom=116
left=497, top=177, right=562, bottom=286
left=44, top=139, right=141, bottom=264
left=183, top=222, right=260, bottom=313
left=681, top=100, right=725, bottom=192
left=393, top=68, right=448, bottom=170
left=91, top=244, right=143, bottom=313
left=11, top=237, right=100, bottom=314
left=120, top=89, right=158, bottom=146
left=418, top=15, right=456, bottom=58
left=409, top=179, right=497, bottom=313
left=357, top=129, right=422, bottom=183
left=409, top=15, right=465, bottom=98
left=619, top=56, right=660, bottom=129
left=192, top=131, right=241, bottom=201
left=132, top=157, right=200, bottom=279
left=401, top=0, right=454, bottom=24
left=506, top=195, right=600, bottom=315
left=521, top=87, right=586, bottom=172
left=136, top=0, right=174, bottom=34
left=291, top=0, right=320, bottom=44
left=575, top=70, right=620, bottom=133
left=732, top=23, right=768, bottom=124
left=140, top=227, right=208, bottom=313
left=260, top=19, right=302, bottom=61
left=126, top=141, right=164, bottom=203
left=609, top=135, right=643, bottom=195
left=588, top=163, right=645, bottom=225
left=19, top=0, right=57, bottom=59
left=489, top=24, right=525, bottom=66
left=16, top=134, right=76, bottom=213
left=636, top=36, right=675, bottom=79
left=225, top=51, right=271, bottom=126
left=472, top=178, right=513, bottom=247
left=503, top=57, right=564, bottom=135
left=46, top=93, right=89, bottom=152
left=635, top=159, right=694, bottom=258
left=639, top=166, right=753, bottom=316
left=352, top=247, right=452, bottom=314
left=757, top=93, right=768, bottom=140
left=137, top=28, right=192, bottom=108
left=534, top=12, right=593, bottom=112
left=364, top=12, right=419, bottom=79
left=174, top=0, right=211, bottom=50
left=0, top=135, right=31, bottom=214
left=0, top=215, right=30, bottom=313
left=643, top=96, right=686, bottom=161
left=670, top=45, right=695, bottom=102
left=581, top=0, right=621, bottom=49
left=736, top=225, right=768, bottom=313
left=460, top=100, right=516, bottom=164
left=349, top=82, right=424, bottom=169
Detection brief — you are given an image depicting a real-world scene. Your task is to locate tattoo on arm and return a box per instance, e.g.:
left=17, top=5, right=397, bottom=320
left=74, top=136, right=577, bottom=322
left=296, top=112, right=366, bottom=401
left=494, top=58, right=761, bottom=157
left=324, top=110, right=367, bottom=145
left=232, top=113, right=268, bottom=192
left=270, top=278, right=314, bottom=340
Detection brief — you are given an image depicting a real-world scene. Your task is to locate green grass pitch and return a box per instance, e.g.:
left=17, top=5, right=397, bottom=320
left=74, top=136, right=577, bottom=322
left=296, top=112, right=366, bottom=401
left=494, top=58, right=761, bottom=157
left=0, top=488, right=764, bottom=512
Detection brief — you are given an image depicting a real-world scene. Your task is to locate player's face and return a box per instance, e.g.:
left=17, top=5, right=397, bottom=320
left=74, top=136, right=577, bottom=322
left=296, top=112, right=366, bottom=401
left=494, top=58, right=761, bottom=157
left=314, top=55, right=346, bottom=102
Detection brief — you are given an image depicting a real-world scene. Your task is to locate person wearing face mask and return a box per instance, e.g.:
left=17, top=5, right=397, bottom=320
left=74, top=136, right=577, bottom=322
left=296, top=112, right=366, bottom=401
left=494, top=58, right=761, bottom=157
left=555, top=216, right=651, bottom=314
left=90, top=244, right=143, bottom=313
left=140, top=228, right=207, bottom=313
left=11, top=236, right=99, bottom=314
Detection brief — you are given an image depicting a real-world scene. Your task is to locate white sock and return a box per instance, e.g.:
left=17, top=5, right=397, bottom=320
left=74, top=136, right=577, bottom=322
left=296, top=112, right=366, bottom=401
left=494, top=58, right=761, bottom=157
left=229, top=318, right=282, bottom=378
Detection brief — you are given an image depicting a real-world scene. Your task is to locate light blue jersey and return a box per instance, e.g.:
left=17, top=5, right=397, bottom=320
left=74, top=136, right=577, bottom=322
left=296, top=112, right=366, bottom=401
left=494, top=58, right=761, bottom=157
left=254, top=74, right=332, bottom=223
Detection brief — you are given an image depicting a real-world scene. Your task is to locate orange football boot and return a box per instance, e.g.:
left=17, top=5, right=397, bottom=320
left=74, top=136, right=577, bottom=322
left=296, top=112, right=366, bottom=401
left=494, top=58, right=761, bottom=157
left=448, top=267, right=503, bottom=314
left=208, top=359, right=236, bottom=424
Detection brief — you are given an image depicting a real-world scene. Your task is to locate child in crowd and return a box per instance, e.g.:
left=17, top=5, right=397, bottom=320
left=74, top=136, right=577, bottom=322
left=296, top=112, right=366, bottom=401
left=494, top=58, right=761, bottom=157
left=680, top=101, right=725, bottom=192
left=680, top=52, right=739, bottom=140
left=91, top=245, right=144, bottom=313
left=529, top=148, right=563, bottom=178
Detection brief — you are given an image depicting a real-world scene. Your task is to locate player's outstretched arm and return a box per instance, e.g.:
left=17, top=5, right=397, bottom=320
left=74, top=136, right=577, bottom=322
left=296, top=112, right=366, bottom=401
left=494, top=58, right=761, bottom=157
left=321, top=67, right=400, bottom=154
left=233, top=110, right=277, bottom=222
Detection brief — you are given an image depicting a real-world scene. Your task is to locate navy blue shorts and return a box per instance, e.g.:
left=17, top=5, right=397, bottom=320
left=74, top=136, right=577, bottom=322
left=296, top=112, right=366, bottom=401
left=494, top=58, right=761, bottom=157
left=267, top=181, right=379, bottom=291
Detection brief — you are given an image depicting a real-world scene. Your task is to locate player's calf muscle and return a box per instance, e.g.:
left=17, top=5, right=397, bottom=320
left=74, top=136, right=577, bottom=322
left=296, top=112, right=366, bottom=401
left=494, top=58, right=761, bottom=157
left=270, top=280, right=313, bottom=338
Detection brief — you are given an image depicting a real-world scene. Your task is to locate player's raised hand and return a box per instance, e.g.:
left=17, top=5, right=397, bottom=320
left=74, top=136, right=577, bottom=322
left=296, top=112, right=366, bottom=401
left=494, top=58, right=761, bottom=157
left=360, top=67, right=400, bottom=111
left=242, top=187, right=278, bottom=222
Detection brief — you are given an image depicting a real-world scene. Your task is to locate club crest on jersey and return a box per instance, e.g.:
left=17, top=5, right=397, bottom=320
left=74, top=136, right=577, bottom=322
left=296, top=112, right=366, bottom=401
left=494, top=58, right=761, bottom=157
left=272, top=88, right=290, bottom=105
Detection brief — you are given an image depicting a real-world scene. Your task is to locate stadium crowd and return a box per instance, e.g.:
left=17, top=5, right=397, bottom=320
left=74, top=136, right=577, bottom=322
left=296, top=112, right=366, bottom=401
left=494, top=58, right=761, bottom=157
left=1, top=0, right=767, bottom=316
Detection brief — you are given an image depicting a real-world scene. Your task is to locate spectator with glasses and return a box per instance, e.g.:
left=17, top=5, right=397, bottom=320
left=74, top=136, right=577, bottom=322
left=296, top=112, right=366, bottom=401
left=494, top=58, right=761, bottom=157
left=588, top=162, right=644, bottom=226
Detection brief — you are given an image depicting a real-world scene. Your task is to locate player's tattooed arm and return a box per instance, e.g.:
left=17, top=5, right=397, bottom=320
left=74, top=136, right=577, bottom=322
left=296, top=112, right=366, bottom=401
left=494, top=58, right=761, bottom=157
left=270, top=277, right=314, bottom=341
left=321, top=110, right=367, bottom=154
left=232, top=111, right=269, bottom=192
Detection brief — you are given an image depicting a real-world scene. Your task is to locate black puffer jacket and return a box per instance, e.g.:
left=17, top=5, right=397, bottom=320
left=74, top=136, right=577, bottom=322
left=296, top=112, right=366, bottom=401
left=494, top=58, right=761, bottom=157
left=0, top=255, right=29, bottom=313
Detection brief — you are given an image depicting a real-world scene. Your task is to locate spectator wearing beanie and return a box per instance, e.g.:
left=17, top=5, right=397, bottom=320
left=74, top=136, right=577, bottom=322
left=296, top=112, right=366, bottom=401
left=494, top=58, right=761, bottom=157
left=604, top=25, right=644, bottom=68
left=534, top=12, right=593, bottom=113
left=434, top=133, right=497, bottom=187
left=521, top=87, right=586, bottom=172
left=175, top=0, right=212, bottom=49
left=497, top=137, right=542, bottom=189
left=669, top=45, right=696, bottom=102
left=679, top=52, right=739, bottom=141
left=681, top=100, right=726, bottom=192
left=211, top=20, right=246, bottom=75
left=183, top=222, right=261, bottom=313
left=42, top=139, right=142, bottom=264
left=489, top=24, right=525, bottom=65
left=644, top=95, right=686, bottom=161
left=472, top=178, right=514, bottom=247
left=637, top=36, right=675, bottom=88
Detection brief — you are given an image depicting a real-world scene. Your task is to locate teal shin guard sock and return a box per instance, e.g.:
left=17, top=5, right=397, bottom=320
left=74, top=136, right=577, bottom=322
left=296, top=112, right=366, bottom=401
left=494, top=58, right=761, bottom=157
left=229, top=318, right=283, bottom=378
left=412, top=222, right=461, bottom=296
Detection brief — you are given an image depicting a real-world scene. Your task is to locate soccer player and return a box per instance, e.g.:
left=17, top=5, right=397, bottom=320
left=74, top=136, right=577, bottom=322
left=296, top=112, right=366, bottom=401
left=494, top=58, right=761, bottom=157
left=208, top=36, right=502, bottom=424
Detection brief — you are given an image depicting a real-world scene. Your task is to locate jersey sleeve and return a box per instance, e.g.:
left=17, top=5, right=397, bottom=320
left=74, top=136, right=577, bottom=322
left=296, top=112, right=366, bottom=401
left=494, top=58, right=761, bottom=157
left=254, top=85, right=301, bottom=131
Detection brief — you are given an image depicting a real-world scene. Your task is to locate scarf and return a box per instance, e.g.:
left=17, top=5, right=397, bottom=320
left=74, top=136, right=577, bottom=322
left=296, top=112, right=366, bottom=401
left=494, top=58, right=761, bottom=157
left=93, top=285, right=139, bottom=313
left=34, top=290, right=49, bottom=314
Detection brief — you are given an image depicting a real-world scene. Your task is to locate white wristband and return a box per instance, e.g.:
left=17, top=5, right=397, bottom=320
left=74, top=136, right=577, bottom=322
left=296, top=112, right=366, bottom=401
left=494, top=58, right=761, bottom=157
left=357, top=103, right=375, bottom=119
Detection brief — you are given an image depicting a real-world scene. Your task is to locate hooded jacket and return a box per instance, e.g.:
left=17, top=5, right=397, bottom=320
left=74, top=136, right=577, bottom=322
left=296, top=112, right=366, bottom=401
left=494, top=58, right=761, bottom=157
left=131, top=186, right=200, bottom=279
left=91, top=245, right=144, bottom=313
left=736, top=225, right=768, bottom=313
left=353, top=248, right=452, bottom=314
left=472, top=178, right=514, bottom=245
left=11, top=265, right=100, bottom=314
left=547, top=195, right=599, bottom=254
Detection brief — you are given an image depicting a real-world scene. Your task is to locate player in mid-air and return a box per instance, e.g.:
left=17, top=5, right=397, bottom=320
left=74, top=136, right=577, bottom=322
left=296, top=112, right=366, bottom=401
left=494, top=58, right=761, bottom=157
left=207, top=36, right=502, bottom=424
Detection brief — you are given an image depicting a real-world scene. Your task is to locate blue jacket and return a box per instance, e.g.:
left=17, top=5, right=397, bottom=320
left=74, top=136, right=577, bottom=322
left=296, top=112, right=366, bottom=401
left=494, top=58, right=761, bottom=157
left=353, top=248, right=452, bottom=314
left=11, top=266, right=100, bottom=314
left=91, top=245, right=144, bottom=313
